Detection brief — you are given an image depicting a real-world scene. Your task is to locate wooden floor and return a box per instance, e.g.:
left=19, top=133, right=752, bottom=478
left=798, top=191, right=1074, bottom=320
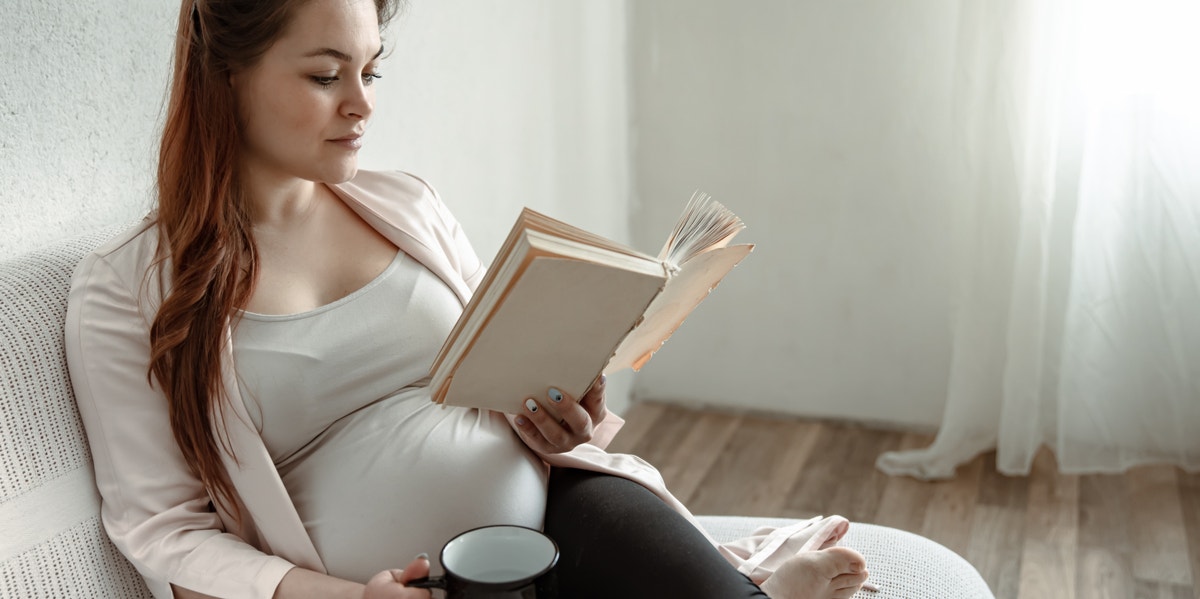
left=606, top=401, right=1200, bottom=599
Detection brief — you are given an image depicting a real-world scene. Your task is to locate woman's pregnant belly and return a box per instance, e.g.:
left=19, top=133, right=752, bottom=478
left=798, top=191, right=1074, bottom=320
left=277, top=389, right=548, bottom=582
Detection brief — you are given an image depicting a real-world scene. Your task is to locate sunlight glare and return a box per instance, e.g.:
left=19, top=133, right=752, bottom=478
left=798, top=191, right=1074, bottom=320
left=1077, top=0, right=1200, bottom=102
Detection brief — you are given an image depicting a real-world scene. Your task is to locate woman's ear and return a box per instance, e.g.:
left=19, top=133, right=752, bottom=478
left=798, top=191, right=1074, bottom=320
left=228, top=64, right=250, bottom=90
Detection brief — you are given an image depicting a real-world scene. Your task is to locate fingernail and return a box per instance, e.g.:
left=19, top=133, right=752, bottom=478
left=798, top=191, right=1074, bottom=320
left=415, top=552, right=429, bottom=561
left=548, top=388, right=564, bottom=403
left=600, top=374, right=607, bottom=384
left=515, top=415, right=528, bottom=426
left=525, top=398, right=539, bottom=413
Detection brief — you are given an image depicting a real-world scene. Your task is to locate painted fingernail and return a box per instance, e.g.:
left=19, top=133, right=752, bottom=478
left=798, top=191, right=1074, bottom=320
left=525, top=398, right=539, bottom=413
left=599, top=374, right=607, bottom=384
left=515, top=415, right=528, bottom=426
left=415, top=552, right=429, bottom=561
left=548, top=387, right=564, bottom=403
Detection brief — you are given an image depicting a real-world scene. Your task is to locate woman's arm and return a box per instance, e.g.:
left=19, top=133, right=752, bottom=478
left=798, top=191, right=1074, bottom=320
left=276, top=557, right=431, bottom=599
left=171, top=557, right=432, bottom=599
left=269, top=568, right=363, bottom=599
left=66, top=249, right=292, bottom=598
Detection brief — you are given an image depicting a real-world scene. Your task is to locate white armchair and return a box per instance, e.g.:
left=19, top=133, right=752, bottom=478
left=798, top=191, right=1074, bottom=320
left=1, top=226, right=151, bottom=598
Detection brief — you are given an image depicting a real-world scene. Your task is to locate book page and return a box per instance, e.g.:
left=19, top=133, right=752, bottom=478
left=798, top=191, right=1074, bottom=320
left=606, top=243, right=754, bottom=374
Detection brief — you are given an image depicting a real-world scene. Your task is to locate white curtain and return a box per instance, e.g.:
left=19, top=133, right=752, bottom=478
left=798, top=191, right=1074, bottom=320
left=877, top=0, right=1200, bottom=479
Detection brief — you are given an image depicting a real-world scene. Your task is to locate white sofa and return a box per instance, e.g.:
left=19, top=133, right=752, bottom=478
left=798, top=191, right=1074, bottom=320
left=0, top=227, right=994, bottom=598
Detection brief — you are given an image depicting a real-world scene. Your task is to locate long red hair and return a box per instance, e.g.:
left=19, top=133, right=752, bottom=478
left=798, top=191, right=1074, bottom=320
left=149, top=0, right=398, bottom=523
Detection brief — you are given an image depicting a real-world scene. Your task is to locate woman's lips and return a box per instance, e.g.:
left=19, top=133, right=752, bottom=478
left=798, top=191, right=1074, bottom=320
left=328, top=134, right=362, bottom=150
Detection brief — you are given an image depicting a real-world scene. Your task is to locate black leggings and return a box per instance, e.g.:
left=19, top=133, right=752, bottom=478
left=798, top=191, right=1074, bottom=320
left=542, top=468, right=770, bottom=599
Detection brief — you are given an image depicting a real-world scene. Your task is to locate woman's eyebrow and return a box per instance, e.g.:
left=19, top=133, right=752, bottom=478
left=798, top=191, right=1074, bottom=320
left=303, top=45, right=385, bottom=62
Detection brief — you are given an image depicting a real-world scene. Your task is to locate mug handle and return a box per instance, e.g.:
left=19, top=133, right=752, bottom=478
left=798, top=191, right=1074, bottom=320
left=405, top=575, right=447, bottom=590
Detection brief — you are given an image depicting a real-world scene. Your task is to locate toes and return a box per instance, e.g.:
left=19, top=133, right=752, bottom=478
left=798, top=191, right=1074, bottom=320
left=822, top=546, right=867, bottom=574
left=832, top=570, right=869, bottom=588
left=762, top=547, right=871, bottom=599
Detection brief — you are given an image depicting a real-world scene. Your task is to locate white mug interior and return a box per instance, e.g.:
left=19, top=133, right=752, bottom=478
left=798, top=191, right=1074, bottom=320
left=441, top=526, right=558, bottom=584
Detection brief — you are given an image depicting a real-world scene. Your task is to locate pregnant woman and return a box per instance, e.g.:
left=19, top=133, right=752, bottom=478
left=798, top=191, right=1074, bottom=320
left=65, top=1, right=869, bottom=597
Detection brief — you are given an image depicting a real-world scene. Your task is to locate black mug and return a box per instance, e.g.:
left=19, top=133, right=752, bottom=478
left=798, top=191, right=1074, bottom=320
left=407, top=525, right=559, bottom=598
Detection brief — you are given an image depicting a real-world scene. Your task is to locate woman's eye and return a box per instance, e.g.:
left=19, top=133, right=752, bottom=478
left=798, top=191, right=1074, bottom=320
left=311, top=75, right=338, bottom=88
left=363, top=72, right=382, bottom=85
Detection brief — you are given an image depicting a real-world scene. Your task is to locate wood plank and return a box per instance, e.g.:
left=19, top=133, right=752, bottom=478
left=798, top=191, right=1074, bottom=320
left=619, top=404, right=705, bottom=481
left=1015, top=448, right=1078, bottom=599
left=1177, top=470, right=1200, bottom=599
left=969, top=449, right=1029, bottom=599
left=726, top=418, right=821, bottom=517
left=872, top=432, right=938, bottom=534
left=781, top=423, right=902, bottom=523
left=1132, top=579, right=1193, bottom=599
left=820, top=426, right=905, bottom=524
left=966, top=504, right=1025, bottom=599
left=654, top=410, right=743, bottom=504
left=685, top=415, right=819, bottom=516
left=977, top=450, right=1030, bottom=510
left=767, top=423, right=837, bottom=518
left=606, top=401, right=666, bottom=454
left=1076, top=473, right=1133, bottom=599
left=918, top=450, right=984, bottom=557
left=1128, top=465, right=1193, bottom=586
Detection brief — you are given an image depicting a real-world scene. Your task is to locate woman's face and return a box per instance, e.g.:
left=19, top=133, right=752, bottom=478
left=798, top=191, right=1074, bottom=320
left=232, top=0, right=382, bottom=186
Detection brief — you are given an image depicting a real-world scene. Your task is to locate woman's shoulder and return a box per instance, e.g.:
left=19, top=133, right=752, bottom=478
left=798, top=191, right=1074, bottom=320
left=70, top=216, right=161, bottom=301
left=333, top=169, right=459, bottom=234
left=339, top=169, right=440, bottom=205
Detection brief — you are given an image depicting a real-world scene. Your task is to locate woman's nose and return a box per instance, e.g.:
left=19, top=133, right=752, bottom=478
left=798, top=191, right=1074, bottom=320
left=342, top=81, right=373, bottom=121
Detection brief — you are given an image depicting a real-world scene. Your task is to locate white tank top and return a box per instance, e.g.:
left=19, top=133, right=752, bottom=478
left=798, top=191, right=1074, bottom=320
left=232, top=251, right=547, bottom=582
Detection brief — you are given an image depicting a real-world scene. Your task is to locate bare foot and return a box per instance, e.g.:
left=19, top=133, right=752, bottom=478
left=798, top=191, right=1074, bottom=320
left=759, top=546, right=869, bottom=599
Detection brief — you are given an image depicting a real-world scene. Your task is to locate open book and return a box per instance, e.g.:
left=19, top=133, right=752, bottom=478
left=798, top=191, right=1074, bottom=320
left=429, top=194, right=754, bottom=414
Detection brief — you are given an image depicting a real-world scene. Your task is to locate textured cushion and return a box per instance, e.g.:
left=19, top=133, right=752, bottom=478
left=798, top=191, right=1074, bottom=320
left=0, top=226, right=153, bottom=598
left=698, top=516, right=995, bottom=598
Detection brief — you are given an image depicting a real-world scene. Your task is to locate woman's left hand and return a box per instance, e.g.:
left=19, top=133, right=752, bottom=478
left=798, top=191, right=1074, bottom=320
left=513, top=375, right=608, bottom=454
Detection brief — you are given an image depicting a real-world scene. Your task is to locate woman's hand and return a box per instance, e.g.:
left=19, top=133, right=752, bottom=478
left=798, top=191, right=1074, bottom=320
left=513, top=375, right=608, bottom=454
left=362, top=555, right=432, bottom=599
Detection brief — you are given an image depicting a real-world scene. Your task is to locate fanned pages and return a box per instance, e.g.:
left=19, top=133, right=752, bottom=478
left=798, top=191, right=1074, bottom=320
left=657, top=193, right=745, bottom=266
left=430, top=195, right=753, bottom=414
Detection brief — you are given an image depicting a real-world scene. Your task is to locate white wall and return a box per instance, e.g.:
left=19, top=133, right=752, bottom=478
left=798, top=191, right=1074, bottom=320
left=628, top=1, right=963, bottom=428
left=0, top=0, right=175, bottom=259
